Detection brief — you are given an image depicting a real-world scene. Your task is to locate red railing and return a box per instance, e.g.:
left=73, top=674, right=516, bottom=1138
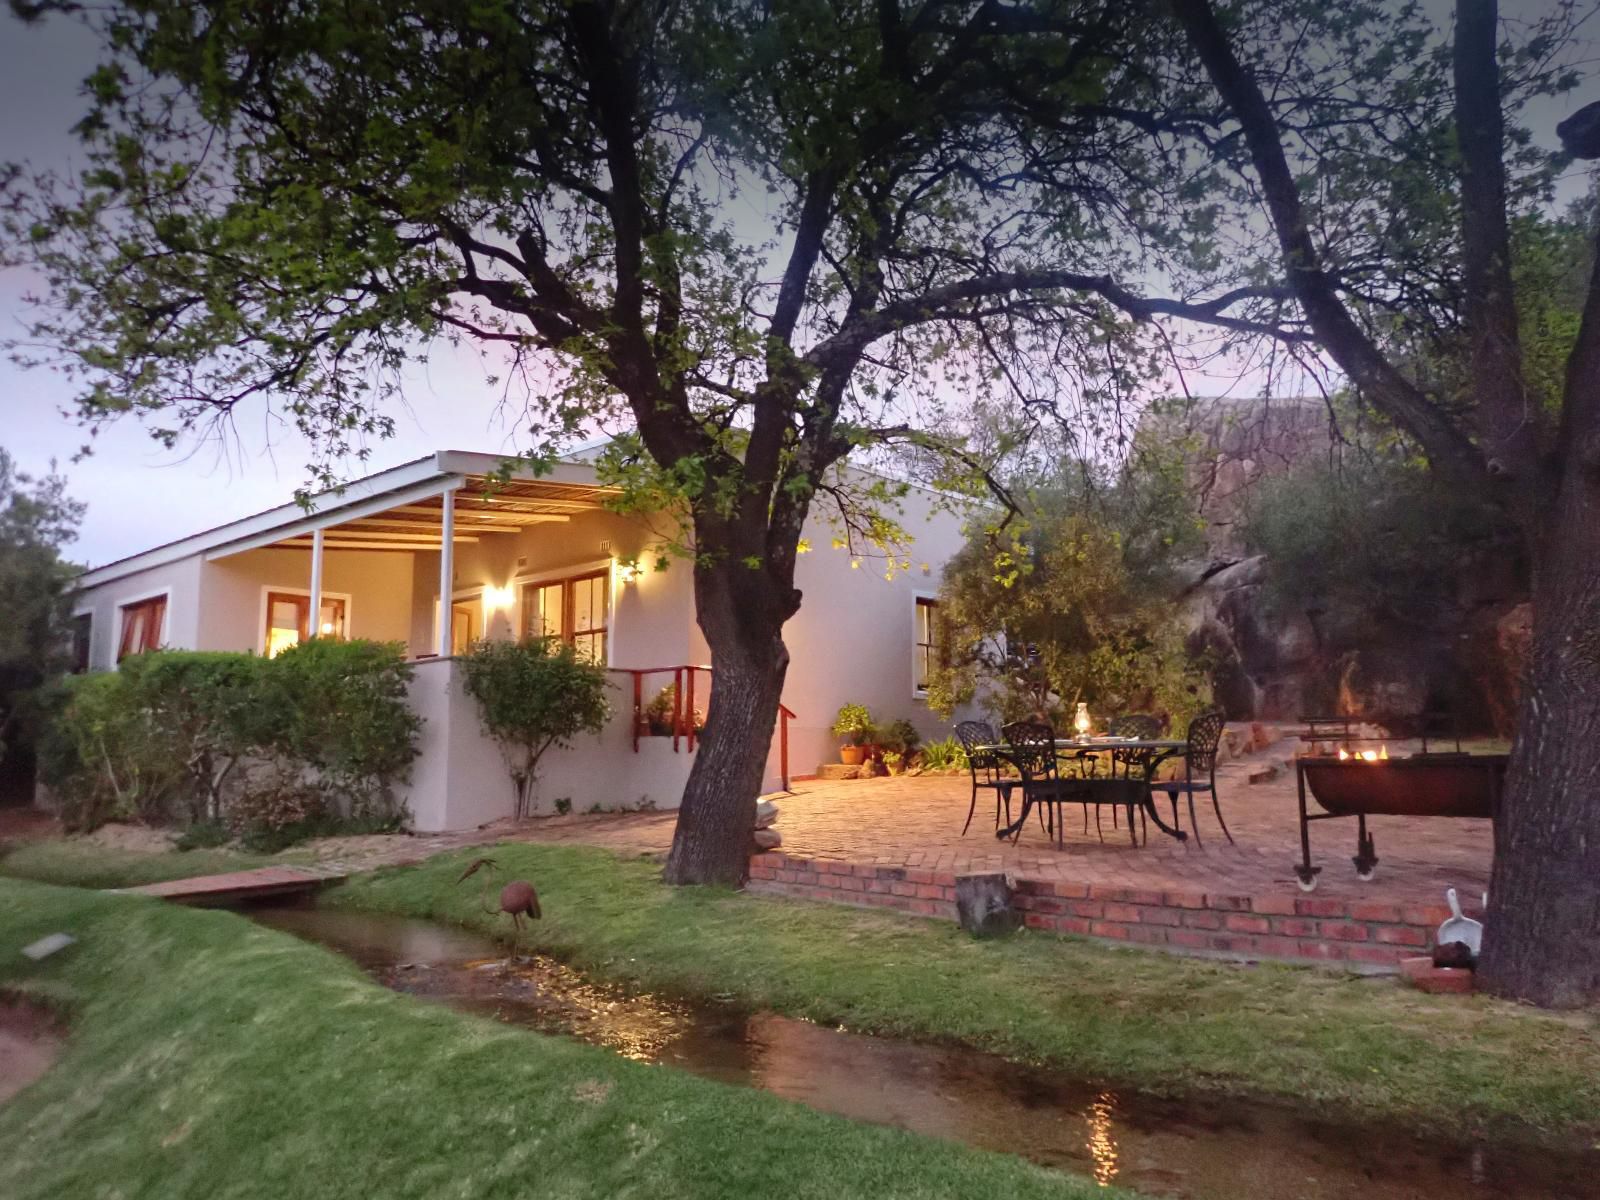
left=609, top=664, right=795, bottom=791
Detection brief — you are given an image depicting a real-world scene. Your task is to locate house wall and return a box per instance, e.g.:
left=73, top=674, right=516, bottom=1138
left=72, top=555, right=205, bottom=672
left=66, top=466, right=969, bottom=829
left=439, top=506, right=699, bottom=667
left=777, top=486, right=971, bottom=772
left=400, top=656, right=756, bottom=831
left=198, top=547, right=417, bottom=653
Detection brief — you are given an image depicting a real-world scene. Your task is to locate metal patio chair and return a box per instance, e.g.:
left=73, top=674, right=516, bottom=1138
left=1153, top=710, right=1231, bottom=847
left=954, top=720, right=1014, bottom=836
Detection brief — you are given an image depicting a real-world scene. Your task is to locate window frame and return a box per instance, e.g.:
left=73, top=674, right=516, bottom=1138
left=515, top=560, right=614, bottom=666
left=116, top=589, right=171, bottom=663
left=257, top=586, right=353, bottom=657
left=912, top=593, right=942, bottom=699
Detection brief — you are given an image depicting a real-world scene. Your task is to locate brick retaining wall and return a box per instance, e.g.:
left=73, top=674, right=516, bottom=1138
left=748, top=851, right=1452, bottom=968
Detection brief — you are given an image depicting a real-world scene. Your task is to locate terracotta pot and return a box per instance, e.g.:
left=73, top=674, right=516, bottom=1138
left=839, top=744, right=865, bottom=766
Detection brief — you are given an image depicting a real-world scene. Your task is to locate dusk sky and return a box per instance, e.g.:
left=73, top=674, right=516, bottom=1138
left=2, top=4, right=1594, bottom=568
left=0, top=15, right=537, bottom=567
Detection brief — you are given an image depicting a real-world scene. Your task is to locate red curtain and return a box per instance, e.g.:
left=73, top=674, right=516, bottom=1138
left=117, top=596, right=167, bottom=661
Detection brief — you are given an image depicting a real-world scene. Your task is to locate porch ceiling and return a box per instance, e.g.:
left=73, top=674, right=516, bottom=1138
left=270, top=475, right=622, bottom=554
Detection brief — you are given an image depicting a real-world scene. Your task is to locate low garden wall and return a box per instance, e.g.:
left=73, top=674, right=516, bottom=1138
left=747, top=851, right=1452, bottom=969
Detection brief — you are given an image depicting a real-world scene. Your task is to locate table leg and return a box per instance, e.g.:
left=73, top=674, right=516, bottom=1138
left=996, top=794, right=1033, bottom=842
left=1140, top=789, right=1188, bottom=842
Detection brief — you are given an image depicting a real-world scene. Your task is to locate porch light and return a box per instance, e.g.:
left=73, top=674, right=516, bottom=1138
left=483, top=584, right=516, bottom=611
left=616, top=560, right=642, bottom=585
left=319, top=621, right=335, bottom=635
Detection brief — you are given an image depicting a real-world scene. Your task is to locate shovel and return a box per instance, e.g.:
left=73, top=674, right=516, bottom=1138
left=1435, top=888, right=1483, bottom=957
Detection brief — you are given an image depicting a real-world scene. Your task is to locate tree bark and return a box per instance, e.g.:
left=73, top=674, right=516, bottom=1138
left=1478, top=481, right=1600, bottom=1005
left=1478, top=237, right=1600, bottom=1006
left=662, top=562, right=794, bottom=887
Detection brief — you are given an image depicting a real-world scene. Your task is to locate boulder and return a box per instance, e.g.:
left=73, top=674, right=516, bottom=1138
left=751, top=828, right=782, bottom=851
left=754, top=801, right=779, bottom=829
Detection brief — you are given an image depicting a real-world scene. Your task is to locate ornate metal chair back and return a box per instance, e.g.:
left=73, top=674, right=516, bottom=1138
left=1109, top=713, right=1163, bottom=776
left=1001, top=720, right=1060, bottom=785
left=954, top=720, right=1003, bottom=786
left=1186, top=710, right=1228, bottom=780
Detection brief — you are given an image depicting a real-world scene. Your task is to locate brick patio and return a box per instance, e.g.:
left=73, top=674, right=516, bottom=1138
left=491, top=734, right=1495, bottom=971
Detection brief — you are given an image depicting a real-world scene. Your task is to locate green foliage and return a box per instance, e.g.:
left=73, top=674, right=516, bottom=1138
left=879, top=718, right=921, bottom=756
left=829, top=703, right=873, bottom=745
left=643, top=682, right=705, bottom=737
left=928, top=459, right=1210, bottom=731
left=264, top=638, right=421, bottom=818
left=1241, top=454, right=1513, bottom=644
left=34, top=668, right=188, bottom=830
left=37, top=643, right=418, bottom=834
left=173, top=820, right=231, bottom=851
left=458, top=637, right=611, bottom=818
left=917, top=736, right=968, bottom=773
left=0, top=451, right=82, bottom=766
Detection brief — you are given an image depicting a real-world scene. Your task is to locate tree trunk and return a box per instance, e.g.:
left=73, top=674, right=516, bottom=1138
left=1477, top=468, right=1600, bottom=1006
left=663, top=567, right=792, bottom=887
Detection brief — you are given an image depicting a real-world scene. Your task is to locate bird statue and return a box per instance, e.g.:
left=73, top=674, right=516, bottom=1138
left=456, top=856, right=541, bottom=962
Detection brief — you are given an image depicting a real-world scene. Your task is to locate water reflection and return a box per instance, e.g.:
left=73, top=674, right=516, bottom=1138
left=250, top=906, right=1600, bottom=1200
left=1085, top=1091, right=1119, bottom=1187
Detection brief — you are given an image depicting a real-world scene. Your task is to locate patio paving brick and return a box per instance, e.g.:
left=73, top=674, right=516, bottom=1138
left=314, top=732, right=1492, bottom=969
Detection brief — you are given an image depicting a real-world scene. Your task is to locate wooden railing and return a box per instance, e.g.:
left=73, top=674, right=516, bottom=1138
left=609, top=664, right=795, bottom=791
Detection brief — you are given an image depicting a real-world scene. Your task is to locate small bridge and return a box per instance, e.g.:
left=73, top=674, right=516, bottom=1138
left=118, top=865, right=341, bottom=907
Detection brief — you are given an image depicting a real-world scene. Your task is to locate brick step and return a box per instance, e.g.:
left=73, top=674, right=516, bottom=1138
left=748, top=850, right=1451, bottom=971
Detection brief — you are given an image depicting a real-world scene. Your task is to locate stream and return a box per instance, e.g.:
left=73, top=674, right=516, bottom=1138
left=250, top=904, right=1598, bottom=1200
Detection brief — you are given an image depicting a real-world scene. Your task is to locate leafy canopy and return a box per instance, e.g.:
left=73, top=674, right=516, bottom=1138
left=927, top=450, right=1210, bottom=729
left=3, top=0, right=1294, bottom=589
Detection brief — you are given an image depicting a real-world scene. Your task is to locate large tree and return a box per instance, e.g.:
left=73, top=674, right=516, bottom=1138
left=1164, top=0, right=1600, bottom=1005
left=0, top=450, right=82, bottom=768
left=3, top=0, right=1286, bottom=884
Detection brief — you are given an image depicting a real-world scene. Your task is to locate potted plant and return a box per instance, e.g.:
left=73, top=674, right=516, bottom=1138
left=831, top=702, right=873, bottom=765
left=643, top=682, right=705, bottom=737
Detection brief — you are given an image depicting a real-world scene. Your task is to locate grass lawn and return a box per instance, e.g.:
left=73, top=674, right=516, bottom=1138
left=328, top=842, right=1600, bottom=1144
left=8, top=836, right=1598, bottom=1145
left=0, top=878, right=1118, bottom=1200
left=0, top=840, right=286, bottom=889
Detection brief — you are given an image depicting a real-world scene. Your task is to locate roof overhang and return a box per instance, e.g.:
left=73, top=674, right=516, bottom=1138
left=77, top=452, right=619, bottom=588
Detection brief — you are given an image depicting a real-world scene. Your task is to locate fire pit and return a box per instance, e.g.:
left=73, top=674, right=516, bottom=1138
left=1293, top=753, right=1506, bottom=890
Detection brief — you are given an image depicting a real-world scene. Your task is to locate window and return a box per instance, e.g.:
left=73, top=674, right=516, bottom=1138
left=521, top=569, right=609, bottom=663
left=264, top=591, right=347, bottom=657
left=914, top=597, right=941, bottom=692
left=70, top=613, right=92, bottom=674
left=117, top=596, right=167, bottom=661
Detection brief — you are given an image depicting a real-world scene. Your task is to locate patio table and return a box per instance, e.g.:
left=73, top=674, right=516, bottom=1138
left=980, top=738, right=1189, bottom=845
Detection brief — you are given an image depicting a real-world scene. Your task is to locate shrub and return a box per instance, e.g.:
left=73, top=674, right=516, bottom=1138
left=918, top=736, right=968, bottom=772
left=264, top=638, right=419, bottom=820
left=459, top=637, right=612, bottom=819
left=38, top=642, right=419, bottom=834
left=174, top=820, right=231, bottom=851
left=35, top=669, right=186, bottom=830
left=830, top=703, right=873, bottom=746
left=880, top=718, right=921, bottom=756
